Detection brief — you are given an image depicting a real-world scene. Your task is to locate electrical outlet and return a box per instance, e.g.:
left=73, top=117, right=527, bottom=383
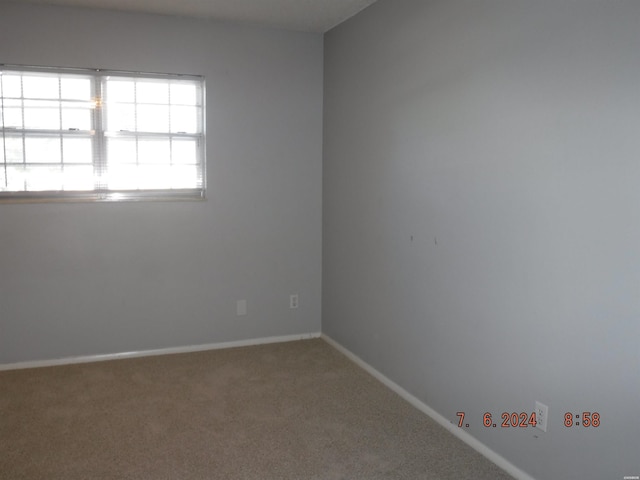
left=289, top=294, right=299, bottom=309
left=535, top=401, right=549, bottom=432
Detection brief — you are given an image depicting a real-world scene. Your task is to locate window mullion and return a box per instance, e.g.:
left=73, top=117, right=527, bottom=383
left=0, top=72, right=7, bottom=189
left=94, top=74, right=106, bottom=194
left=19, top=74, right=27, bottom=191
left=168, top=82, right=173, bottom=167
left=58, top=75, right=64, bottom=190
left=134, top=79, right=139, bottom=175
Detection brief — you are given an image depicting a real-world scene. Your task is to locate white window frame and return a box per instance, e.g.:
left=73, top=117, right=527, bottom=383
left=0, top=64, right=206, bottom=203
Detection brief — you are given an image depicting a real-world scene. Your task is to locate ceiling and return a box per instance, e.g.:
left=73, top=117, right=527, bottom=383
left=9, top=0, right=379, bottom=32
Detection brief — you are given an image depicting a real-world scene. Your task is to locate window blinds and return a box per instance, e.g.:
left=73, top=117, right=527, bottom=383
left=0, top=65, right=205, bottom=202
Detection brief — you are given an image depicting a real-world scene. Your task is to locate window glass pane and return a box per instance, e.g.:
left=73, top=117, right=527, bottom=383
left=107, top=165, right=180, bottom=190
left=172, top=139, right=197, bottom=164
left=107, top=138, right=137, bottom=164
left=25, top=137, right=61, bottom=164
left=3, top=137, right=24, bottom=163
left=106, top=164, right=138, bottom=189
left=106, top=104, right=136, bottom=132
left=170, top=106, right=198, bottom=133
left=24, top=108, right=60, bottom=130
left=2, top=99, right=22, bottom=108
left=4, top=108, right=24, bottom=128
left=138, top=165, right=172, bottom=189
left=61, top=77, right=92, bottom=101
left=171, top=165, right=199, bottom=188
left=136, top=81, right=169, bottom=104
left=138, top=139, right=170, bottom=165
left=170, top=83, right=197, bottom=105
left=62, top=165, right=94, bottom=190
left=1, top=74, right=22, bottom=98
left=63, top=137, right=92, bottom=164
left=4, top=165, right=27, bottom=191
left=25, top=165, right=63, bottom=190
left=23, top=75, right=59, bottom=99
left=24, top=100, right=60, bottom=130
left=105, top=79, right=134, bottom=103
left=2, top=100, right=24, bottom=128
left=61, top=103, right=93, bottom=130
left=137, top=105, right=169, bottom=132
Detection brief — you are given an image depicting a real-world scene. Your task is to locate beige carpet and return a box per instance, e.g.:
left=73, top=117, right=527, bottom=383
left=0, top=339, right=514, bottom=479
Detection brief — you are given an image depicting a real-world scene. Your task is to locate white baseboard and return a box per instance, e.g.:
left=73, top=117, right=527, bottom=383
left=321, top=334, right=537, bottom=480
left=0, top=332, right=322, bottom=371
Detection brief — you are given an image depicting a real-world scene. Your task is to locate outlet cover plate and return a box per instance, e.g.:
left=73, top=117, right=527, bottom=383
left=236, top=300, right=247, bottom=316
left=290, top=294, right=299, bottom=309
left=535, top=401, right=548, bottom=432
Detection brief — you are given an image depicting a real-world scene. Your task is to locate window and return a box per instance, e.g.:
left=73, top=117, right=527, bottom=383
left=0, top=65, right=205, bottom=202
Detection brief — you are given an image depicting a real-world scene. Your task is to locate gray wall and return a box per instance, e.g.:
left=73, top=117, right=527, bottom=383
left=0, top=2, right=323, bottom=363
left=323, top=1, right=639, bottom=479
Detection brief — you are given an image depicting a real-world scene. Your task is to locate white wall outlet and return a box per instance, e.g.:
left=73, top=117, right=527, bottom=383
left=289, top=294, right=299, bottom=309
left=236, top=299, right=247, bottom=316
left=535, top=401, right=549, bottom=432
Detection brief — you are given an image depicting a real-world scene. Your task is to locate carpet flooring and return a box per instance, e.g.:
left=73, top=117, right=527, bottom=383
left=0, top=339, right=514, bottom=479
